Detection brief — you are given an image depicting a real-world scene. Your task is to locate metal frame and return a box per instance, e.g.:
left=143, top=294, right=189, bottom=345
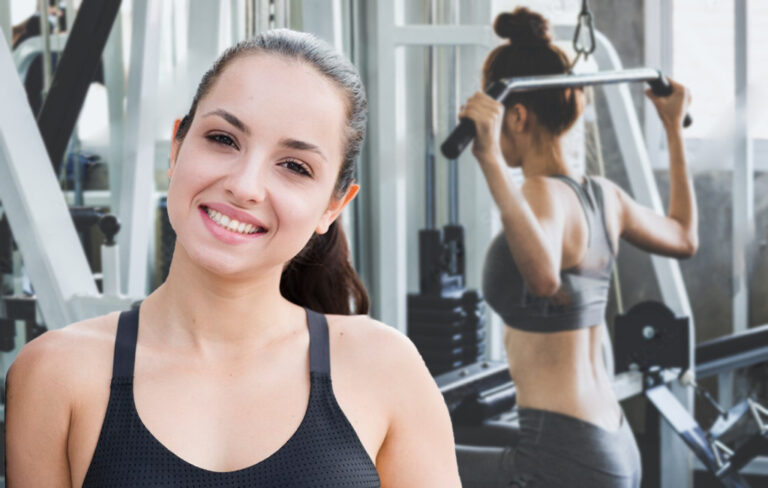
left=365, top=0, right=407, bottom=328
left=117, top=0, right=163, bottom=297
left=103, top=7, right=125, bottom=214
left=36, top=0, right=123, bottom=172
left=732, top=0, right=753, bottom=338
left=643, top=0, right=673, bottom=166
left=0, top=31, right=98, bottom=329
left=12, top=32, right=68, bottom=82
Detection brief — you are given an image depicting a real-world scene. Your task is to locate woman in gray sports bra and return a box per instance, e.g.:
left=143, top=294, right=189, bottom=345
left=458, top=8, right=698, bottom=488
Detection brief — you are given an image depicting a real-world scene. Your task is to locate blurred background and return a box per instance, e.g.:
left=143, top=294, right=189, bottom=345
left=1, top=1, right=766, bottom=487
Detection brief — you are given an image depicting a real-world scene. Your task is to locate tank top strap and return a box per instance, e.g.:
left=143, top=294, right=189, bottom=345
left=112, top=307, right=140, bottom=381
left=549, top=174, right=596, bottom=212
left=305, top=308, right=330, bottom=376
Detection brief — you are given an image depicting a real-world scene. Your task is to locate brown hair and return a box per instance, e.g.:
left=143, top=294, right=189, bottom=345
left=483, top=7, right=583, bottom=135
left=175, top=29, right=369, bottom=315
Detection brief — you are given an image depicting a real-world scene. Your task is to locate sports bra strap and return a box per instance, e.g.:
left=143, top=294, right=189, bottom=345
left=113, top=307, right=140, bottom=380
left=111, top=306, right=331, bottom=380
left=550, top=174, right=596, bottom=211
left=306, top=308, right=330, bottom=375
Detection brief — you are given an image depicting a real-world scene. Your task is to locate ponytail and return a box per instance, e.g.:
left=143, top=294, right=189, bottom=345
left=280, top=221, right=369, bottom=315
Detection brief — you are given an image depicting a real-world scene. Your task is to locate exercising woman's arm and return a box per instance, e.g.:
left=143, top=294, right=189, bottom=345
left=613, top=79, right=698, bottom=258
left=482, top=163, right=566, bottom=295
left=460, top=91, right=566, bottom=296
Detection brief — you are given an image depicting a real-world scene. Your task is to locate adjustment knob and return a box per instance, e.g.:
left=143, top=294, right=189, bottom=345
left=98, top=214, right=121, bottom=246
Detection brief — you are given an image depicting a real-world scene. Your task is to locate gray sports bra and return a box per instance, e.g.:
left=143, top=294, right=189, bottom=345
left=482, top=175, right=616, bottom=332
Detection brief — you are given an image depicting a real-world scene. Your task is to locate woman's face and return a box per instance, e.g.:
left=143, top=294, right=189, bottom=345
left=166, top=53, right=352, bottom=279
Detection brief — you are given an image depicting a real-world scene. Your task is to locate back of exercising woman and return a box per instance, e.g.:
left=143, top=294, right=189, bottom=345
left=6, top=29, right=460, bottom=487
left=460, top=8, right=697, bottom=488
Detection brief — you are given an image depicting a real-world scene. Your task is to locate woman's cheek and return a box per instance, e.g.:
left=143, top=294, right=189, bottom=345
left=270, top=188, right=324, bottom=249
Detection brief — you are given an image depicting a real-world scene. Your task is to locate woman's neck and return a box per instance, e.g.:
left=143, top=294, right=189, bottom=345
left=519, top=133, right=578, bottom=180
left=142, top=244, right=304, bottom=352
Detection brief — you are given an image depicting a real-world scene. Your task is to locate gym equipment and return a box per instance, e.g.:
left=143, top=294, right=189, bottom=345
left=570, top=0, right=596, bottom=69
left=614, top=301, right=768, bottom=488
left=613, top=300, right=690, bottom=375
left=407, top=1, right=485, bottom=376
left=37, top=0, right=122, bottom=171
left=441, top=68, right=693, bottom=159
left=441, top=301, right=768, bottom=487
left=0, top=210, right=122, bottom=343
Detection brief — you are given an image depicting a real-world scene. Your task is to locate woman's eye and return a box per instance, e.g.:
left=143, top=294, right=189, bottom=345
left=206, top=133, right=238, bottom=148
left=282, top=160, right=311, bottom=177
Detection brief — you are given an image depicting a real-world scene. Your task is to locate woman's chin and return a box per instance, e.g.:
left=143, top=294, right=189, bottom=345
left=180, top=244, right=258, bottom=279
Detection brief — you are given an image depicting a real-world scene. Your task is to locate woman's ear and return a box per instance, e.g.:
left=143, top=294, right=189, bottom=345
left=316, top=184, right=360, bottom=234
left=168, top=118, right=182, bottom=179
left=506, top=103, right=529, bottom=133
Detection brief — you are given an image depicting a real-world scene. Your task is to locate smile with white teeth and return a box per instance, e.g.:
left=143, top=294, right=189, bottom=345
left=204, top=207, right=264, bottom=235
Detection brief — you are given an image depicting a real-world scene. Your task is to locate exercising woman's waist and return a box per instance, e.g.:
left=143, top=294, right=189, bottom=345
left=512, top=366, right=620, bottom=431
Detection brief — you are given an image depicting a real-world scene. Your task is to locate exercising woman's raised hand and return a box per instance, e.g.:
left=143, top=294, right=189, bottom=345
left=645, top=78, right=691, bottom=131
left=458, top=91, right=506, bottom=166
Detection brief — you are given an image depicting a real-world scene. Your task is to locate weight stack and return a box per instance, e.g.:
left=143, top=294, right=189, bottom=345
left=407, top=227, right=486, bottom=376
left=408, top=290, right=485, bottom=376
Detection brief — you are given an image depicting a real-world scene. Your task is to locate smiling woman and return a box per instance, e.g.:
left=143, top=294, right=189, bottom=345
left=5, top=29, right=461, bottom=488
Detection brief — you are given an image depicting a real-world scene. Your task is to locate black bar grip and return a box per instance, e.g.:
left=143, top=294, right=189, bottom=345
left=441, top=81, right=509, bottom=159
left=647, top=73, right=693, bottom=128
left=440, top=118, right=476, bottom=160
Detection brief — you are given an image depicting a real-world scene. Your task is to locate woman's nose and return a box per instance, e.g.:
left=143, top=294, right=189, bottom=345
left=223, top=155, right=268, bottom=205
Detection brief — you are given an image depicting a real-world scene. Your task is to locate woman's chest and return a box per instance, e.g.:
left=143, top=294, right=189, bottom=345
left=68, top=359, right=386, bottom=486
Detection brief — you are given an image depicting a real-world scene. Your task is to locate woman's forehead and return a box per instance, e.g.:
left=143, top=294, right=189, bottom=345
left=208, top=54, right=346, bottom=121
left=201, top=54, right=347, bottom=155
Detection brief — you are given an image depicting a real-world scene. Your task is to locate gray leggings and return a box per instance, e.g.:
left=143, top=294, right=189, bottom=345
left=458, top=408, right=642, bottom=488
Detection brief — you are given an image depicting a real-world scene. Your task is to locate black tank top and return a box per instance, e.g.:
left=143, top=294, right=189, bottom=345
left=82, top=307, right=381, bottom=487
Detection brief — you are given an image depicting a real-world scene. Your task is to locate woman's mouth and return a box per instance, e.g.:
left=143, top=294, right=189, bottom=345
left=200, top=205, right=267, bottom=236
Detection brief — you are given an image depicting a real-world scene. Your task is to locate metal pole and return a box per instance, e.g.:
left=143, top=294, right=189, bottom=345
left=0, top=0, right=11, bottom=47
left=118, top=0, right=163, bottom=297
left=257, top=0, right=270, bottom=33
left=244, top=0, right=251, bottom=38
left=38, top=0, right=53, bottom=98
left=104, top=8, right=125, bottom=214
left=499, top=68, right=667, bottom=93
left=726, top=0, right=754, bottom=412
left=447, top=0, right=459, bottom=225
left=65, top=0, right=76, bottom=27
left=732, top=0, right=753, bottom=335
left=425, top=0, right=437, bottom=230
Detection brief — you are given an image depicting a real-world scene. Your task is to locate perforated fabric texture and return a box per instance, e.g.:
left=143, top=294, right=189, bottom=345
left=82, top=308, right=381, bottom=487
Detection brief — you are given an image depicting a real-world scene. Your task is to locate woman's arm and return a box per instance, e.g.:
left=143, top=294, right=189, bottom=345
left=611, top=79, right=698, bottom=258
left=460, top=92, right=567, bottom=296
left=373, top=331, right=461, bottom=487
left=6, top=332, right=74, bottom=487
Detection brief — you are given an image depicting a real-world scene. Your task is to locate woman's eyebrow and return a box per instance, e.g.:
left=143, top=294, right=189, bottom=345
left=202, top=109, right=251, bottom=135
left=278, top=138, right=327, bottom=162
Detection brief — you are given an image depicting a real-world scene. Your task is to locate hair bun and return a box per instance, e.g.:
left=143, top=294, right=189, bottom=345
left=494, top=7, right=552, bottom=47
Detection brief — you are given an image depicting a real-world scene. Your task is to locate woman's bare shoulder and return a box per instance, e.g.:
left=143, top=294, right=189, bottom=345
left=325, top=314, right=432, bottom=387
left=8, top=312, right=120, bottom=395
